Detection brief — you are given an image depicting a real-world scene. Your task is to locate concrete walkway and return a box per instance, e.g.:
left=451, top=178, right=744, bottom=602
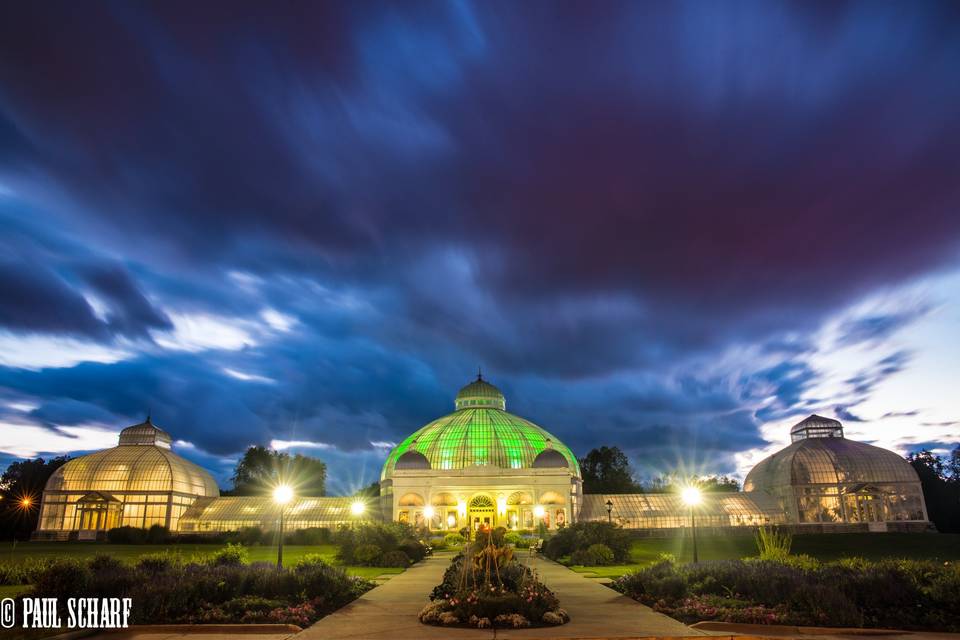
left=298, top=552, right=707, bottom=639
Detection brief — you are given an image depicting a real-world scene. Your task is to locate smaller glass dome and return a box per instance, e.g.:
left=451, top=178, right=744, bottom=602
left=455, top=373, right=506, bottom=410
left=44, top=419, right=219, bottom=497
left=745, top=415, right=919, bottom=491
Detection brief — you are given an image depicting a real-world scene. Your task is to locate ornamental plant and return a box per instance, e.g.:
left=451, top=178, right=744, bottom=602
left=419, top=527, right=569, bottom=628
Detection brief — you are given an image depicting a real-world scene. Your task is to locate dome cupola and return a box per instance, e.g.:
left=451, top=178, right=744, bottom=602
left=790, top=414, right=843, bottom=442
left=118, top=416, right=173, bottom=448
left=454, top=371, right=506, bottom=411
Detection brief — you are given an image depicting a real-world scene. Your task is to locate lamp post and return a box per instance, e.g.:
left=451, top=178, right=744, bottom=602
left=605, top=499, right=613, bottom=523
left=273, top=485, right=293, bottom=570
left=681, top=486, right=702, bottom=564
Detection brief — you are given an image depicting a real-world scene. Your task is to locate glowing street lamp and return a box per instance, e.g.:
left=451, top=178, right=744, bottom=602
left=533, top=505, right=545, bottom=519
left=273, top=484, right=294, bottom=569
left=350, top=500, right=366, bottom=517
left=681, top=486, right=702, bottom=564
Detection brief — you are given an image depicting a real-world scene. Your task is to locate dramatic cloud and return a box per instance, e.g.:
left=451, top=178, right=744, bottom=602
left=0, top=2, right=958, bottom=488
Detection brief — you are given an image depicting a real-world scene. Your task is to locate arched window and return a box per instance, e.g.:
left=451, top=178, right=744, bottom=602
left=506, top=491, right=532, bottom=505
left=398, top=492, right=425, bottom=507
left=469, top=494, right=495, bottom=509
left=539, top=491, right=565, bottom=505
left=431, top=492, right=457, bottom=506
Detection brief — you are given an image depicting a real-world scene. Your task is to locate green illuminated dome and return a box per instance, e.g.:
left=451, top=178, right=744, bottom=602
left=382, top=375, right=580, bottom=480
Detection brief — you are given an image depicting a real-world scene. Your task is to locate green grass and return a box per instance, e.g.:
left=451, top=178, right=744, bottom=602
left=567, top=532, right=960, bottom=579
left=0, top=542, right=403, bottom=579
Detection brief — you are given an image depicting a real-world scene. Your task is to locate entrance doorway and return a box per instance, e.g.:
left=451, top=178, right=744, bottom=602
left=468, top=495, right=495, bottom=534
left=76, top=492, right=123, bottom=531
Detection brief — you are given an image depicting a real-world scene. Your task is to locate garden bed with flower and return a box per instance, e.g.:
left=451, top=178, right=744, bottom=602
left=419, top=528, right=568, bottom=629
left=14, top=545, right=374, bottom=627
left=612, top=555, right=960, bottom=631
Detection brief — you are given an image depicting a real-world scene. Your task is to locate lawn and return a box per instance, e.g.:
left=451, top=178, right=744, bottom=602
left=0, top=542, right=404, bottom=579
left=568, top=532, right=960, bottom=579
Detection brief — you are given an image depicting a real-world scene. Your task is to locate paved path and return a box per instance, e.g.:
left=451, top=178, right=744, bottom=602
left=298, top=552, right=707, bottom=639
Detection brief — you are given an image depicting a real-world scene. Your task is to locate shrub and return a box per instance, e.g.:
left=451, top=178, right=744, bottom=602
left=380, top=550, right=411, bottom=568
left=503, top=531, right=522, bottom=547
left=136, top=552, right=177, bottom=575
left=226, top=526, right=266, bottom=546
left=755, top=526, right=792, bottom=561
left=570, top=543, right=615, bottom=566
left=146, top=524, right=173, bottom=544
left=107, top=526, right=148, bottom=544
left=542, top=522, right=630, bottom=563
left=208, top=543, right=249, bottom=567
left=443, top=533, right=466, bottom=547
left=354, top=544, right=382, bottom=566
left=287, top=527, right=331, bottom=545
left=398, top=539, right=428, bottom=562
left=335, top=522, right=416, bottom=564
left=0, top=557, right=53, bottom=585
left=32, top=560, right=92, bottom=603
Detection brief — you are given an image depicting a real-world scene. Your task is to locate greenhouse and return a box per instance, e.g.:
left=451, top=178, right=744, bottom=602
left=581, top=492, right=786, bottom=530
left=379, top=374, right=583, bottom=532
left=179, top=496, right=360, bottom=532
left=744, top=415, right=929, bottom=529
left=35, top=418, right=219, bottom=540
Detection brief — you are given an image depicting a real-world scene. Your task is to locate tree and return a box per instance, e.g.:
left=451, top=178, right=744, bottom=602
left=577, top=446, right=642, bottom=494
left=648, top=474, right=740, bottom=493
left=907, top=449, right=960, bottom=533
left=0, top=456, right=70, bottom=540
left=355, top=481, right=380, bottom=498
left=230, top=446, right=326, bottom=496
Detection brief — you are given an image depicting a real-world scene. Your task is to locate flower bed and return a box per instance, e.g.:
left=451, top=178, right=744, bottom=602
left=419, top=528, right=568, bottom=629
left=19, top=550, right=373, bottom=626
left=613, top=556, right=960, bottom=631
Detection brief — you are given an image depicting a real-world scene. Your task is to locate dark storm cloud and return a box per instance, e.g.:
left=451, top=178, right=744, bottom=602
left=79, top=264, right=171, bottom=336
left=0, top=1, right=959, bottom=484
left=0, top=260, right=105, bottom=337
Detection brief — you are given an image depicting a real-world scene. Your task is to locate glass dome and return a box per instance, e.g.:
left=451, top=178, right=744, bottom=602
left=744, top=432, right=919, bottom=490
left=45, top=420, right=219, bottom=496
left=382, top=376, right=580, bottom=479
left=743, top=415, right=926, bottom=524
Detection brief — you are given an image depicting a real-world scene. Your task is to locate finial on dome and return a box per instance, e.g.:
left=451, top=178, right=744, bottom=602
left=477, top=367, right=483, bottom=381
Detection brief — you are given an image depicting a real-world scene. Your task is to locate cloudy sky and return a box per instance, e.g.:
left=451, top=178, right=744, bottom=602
left=1, top=1, right=958, bottom=494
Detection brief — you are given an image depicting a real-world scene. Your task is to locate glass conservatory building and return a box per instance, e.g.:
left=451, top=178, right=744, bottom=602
left=744, top=415, right=929, bottom=531
left=35, top=419, right=219, bottom=540
left=379, top=375, right=582, bottom=532
left=34, top=391, right=930, bottom=538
